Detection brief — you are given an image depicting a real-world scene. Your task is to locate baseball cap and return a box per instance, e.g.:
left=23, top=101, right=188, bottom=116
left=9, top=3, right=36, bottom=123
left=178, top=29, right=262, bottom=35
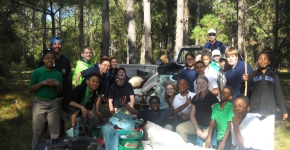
left=208, top=29, right=216, bottom=34
left=212, top=49, right=221, bottom=56
left=50, top=37, right=62, bottom=45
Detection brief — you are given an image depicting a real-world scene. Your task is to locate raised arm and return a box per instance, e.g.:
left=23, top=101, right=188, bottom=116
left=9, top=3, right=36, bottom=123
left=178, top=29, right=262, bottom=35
left=174, top=95, right=191, bottom=114
left=108, top=98, right=115, bottom=114
left=211, top=88, right=219, bottom=95
left=129, top=95, right=135, bottom=108
left=120, top=96, right=138, bottom=115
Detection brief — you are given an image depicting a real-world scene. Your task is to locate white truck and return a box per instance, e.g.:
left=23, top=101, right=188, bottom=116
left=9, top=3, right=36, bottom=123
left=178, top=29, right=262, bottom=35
left=118, top=46, right=203, bottom=109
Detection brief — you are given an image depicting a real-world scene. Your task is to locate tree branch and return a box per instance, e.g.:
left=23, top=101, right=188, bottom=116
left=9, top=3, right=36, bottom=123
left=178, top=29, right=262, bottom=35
left=10, top=0, right=50, bottom=14
left=245, top=0, right=263, bottom=13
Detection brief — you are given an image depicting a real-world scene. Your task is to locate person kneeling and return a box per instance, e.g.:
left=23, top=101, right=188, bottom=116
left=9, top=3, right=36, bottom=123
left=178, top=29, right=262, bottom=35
left=120, top=96, right=191, bottom=129
left=61, top=73, right=100, bottom=130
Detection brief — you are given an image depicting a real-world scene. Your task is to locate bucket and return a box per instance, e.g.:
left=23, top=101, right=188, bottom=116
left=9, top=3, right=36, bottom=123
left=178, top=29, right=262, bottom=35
left=117, top=130, right=143, bottom=141
left=119, top=141, right=143, bottom=150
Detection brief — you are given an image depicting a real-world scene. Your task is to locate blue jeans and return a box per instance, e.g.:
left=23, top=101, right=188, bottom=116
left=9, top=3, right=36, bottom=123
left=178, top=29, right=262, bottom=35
left=196, top=126, right=217, bottom=147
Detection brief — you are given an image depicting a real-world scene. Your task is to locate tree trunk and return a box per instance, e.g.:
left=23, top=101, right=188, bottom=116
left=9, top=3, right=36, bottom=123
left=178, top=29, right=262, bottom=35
left=31, top=10, right=35, bottom=67
left=273, top=0, right=279, bottom=70
left=49, top=0, right=56, bottom=36
left=183, top=0, right=189, bottom=45
left=174, top=0, right=184, bottom=55
left=78, top=0, right=84, bottom=54
left=101, top=0, right=110, bottom=56
left=127, top=0, right=137, bottom=64
left=85, top=6, right=90, bottom=46
left=195, top=0, right=200, bottom=45
left=237, top=0, right=244, bottom=57
left=140, top=35, right=145, bottom=64
left=58, top=7, right=62, bottom=36
left=42, top=0, right=47, bottom=51
left=143, top=0, right=152, bottom=64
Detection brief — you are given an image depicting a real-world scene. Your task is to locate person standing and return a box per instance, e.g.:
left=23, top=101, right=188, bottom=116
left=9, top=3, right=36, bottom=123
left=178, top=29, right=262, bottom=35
left=108, top=56, right=118, bottom=87
left=72, top=47, right=94, bottom=87
left=30, top=50, right=62, bottom=149
left=225, top=47, right=252, bottom=101
left=203, top=29, right=227, bottom=56
left=242, top=52, right=288, bottom=149
left=179, top=53, right=197, bottom=92
left=37, top=37, right=72, bottom=137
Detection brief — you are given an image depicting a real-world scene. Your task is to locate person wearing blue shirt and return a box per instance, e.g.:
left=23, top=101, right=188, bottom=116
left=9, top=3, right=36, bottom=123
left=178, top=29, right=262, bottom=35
left=179, top=52, right=197, bottom=92
left=203, top=29, right=227, bottom=56
left=120, top=96, right=191, bottom=128
left=225, top=47, right=253, bottom=102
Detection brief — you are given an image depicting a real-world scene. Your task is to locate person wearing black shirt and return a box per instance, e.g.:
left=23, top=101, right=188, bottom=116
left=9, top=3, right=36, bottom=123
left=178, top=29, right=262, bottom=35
left=108, top=67, right=134, bottom=114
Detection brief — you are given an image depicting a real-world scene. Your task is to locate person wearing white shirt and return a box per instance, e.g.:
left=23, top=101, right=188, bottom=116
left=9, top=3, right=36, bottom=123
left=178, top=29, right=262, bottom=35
left=170, top=79, right=196, bottom=131
left=193, top=61, right=219, bottom=96
left=202, top=53, right=218, bottom=80
left=231, top=95, right=262, bottom=150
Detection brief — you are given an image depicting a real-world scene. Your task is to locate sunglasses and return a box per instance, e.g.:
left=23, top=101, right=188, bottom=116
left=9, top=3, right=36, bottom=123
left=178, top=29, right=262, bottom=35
left=208, top=33, right=216, bottom=36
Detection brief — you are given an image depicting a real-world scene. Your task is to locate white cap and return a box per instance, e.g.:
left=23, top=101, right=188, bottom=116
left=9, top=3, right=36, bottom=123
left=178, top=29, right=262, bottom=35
left=208, top=29, right=216, bottom=34
left=212, top=49, right=221, bottom=56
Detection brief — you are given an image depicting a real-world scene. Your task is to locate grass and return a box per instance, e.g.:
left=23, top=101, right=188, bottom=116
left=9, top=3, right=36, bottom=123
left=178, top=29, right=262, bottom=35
left=0, top=70, right=290, bottom=149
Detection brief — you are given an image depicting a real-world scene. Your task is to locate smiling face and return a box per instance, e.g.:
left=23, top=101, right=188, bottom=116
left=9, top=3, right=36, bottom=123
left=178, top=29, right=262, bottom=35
left=233, top=98, right=250, bottom=117
left=86, top=76, right=100, bottom=91
left=81, top=48, right=93, bottom=61
left=208, top=33, right=216, bottom=42
left=149, top=98, right=160, bottom=111
left=178, top=79, right=189, bottom=94
left=98, top=60, right=110, bottom=75
left=257, top=53, right=270, bottom=70
left=195, top=62, right=205, bottom=75
left=51, top=42, right=62, bottom=54
left=202, top=55, right=211, bottom=67
left=166, top=84, right=175, bottom=97
left=219, top=61, right=226, bottom=70
left=43, top=52, right=55, bottom=69
left=186, top=55, right=195, bottom=68
left=110, top=58, right=118, bottom=69
left=196, top=77, right=209, bottom=92
left=213, top=55, right=221, bottom=63
left=220, top=87, right=232, bottom=102
left=226, top=55, right=238, bottom=67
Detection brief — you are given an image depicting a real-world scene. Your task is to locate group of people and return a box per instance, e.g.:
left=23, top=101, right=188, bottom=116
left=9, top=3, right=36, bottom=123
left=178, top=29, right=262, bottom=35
left=120, top=29, right=288, bottom=150
left=29, top=37, right=136, bottom=149
left=29, top=28, right=288, bottom=150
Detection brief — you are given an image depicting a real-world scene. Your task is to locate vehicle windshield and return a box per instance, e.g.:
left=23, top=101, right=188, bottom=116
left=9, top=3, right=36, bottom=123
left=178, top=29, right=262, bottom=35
left=176, top=46, right=202, bottom=65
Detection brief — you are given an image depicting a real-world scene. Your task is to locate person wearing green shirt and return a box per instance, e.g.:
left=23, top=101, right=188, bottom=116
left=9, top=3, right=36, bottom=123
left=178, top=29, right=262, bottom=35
left=205, top=85, right=234, bottom=150
left=61, top=73, right=101, bottom=127
left=30, top=50, right=62, bottom=149
left=72, top=47, right=94, bottom=87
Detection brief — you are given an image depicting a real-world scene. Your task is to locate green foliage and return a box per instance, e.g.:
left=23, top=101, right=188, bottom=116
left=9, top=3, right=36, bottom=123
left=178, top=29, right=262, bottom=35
left=190, top=14, right=229, bottom=46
